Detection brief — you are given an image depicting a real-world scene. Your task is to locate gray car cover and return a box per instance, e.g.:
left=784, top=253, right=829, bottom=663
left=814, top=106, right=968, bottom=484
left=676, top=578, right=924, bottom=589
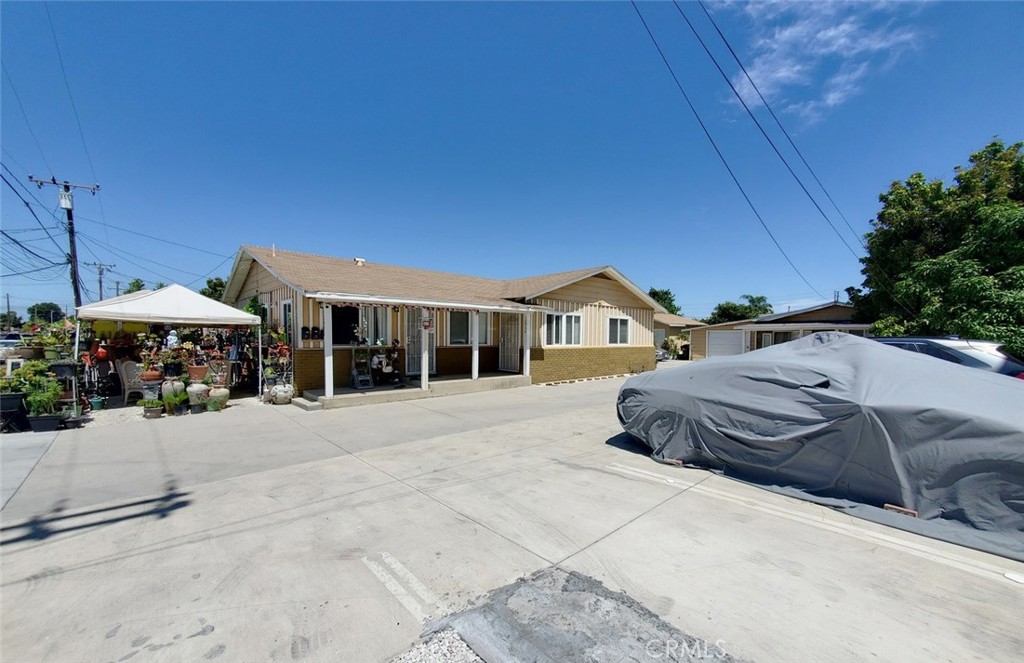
left=617, top=332, right=1024, bottom=561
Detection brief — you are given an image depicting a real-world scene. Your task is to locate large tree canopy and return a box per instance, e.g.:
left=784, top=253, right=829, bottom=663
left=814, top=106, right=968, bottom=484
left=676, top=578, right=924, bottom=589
left=647, top=287, right=680, bottom=315
left=200, top=277, right=226, bottom=302
left=123, top=278, right=146, bottom=294
left=848, top=140, right=1024, bottom=355
left=704, top=294, right=773, bottom=325
left=27, top=302, right=64, bottom=322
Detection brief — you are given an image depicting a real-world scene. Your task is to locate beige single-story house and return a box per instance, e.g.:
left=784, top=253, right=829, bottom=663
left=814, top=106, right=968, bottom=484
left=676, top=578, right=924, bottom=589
left=222, top=246, right=667, bottom=396
left=689, top=302, right=870, bottom=360
left=653, top=312, right=705, bottom=347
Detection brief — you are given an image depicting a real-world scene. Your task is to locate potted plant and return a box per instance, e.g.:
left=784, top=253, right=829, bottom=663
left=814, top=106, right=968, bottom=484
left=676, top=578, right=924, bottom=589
left=138, top=398, right=164, bottom=419
left=204, top=396, right=223, bottom=413
left=89, top=394, right=106, bottom=411
left=0, top=361, right=36, bottom=414
left=26, top=376, right=64, bottom=431
left=263, top=364, right=277, bottom=386
left=163, top=391, right=189, bottom=416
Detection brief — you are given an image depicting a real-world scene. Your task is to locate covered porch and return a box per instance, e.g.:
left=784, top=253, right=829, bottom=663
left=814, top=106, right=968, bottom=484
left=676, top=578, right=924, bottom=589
left=307, top=292, right=547, bottom=400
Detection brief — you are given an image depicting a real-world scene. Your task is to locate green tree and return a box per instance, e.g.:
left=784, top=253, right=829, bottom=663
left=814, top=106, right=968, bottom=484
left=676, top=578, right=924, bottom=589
left=647, top=287, right=680, bottom=315
left=704, top=294, right=774, bottom=325
left=123, top=278, right=146, bottom=294
left=849, top=140, right=1024, bottom=355
left=154, top=281, right=167, bottom=289
left=0, top=311, right=23, bottom=329
left=27, top=302, right=64, bottom=322
left=200, top=277, right=226, bottom=302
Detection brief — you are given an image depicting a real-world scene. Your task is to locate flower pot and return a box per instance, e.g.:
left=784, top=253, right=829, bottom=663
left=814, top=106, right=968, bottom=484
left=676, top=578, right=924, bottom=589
left=190, top=404, right=204, bottom=415
left=186, top=382, right=209, bottom=405
left=1, top=392, right=26, bottom=413
left=28, top=413, right=64, bottom=432
left=20, top=346, right=44, bottom=360
left=43, top=349, right=60, bottom=360
left=162, top=362, right=183, bottom=378
left=89, top=396, right=105, bottom=411
left=209, top=385, right=230, bottom=408
left=187, top=365, right=208, bottom=382
left=173, top=403, right=188, bottom=416
left=142, top=406, right=163, bottom=419
left=140, top=369, right=163, bottom=382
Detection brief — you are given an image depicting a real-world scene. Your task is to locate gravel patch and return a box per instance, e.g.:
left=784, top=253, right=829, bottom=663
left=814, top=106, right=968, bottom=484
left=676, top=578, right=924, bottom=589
left=391, top=629, right=482, bottom=663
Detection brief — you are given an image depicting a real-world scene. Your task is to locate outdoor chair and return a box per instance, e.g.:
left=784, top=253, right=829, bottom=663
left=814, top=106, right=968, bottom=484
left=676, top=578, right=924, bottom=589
left=120, top=360, right=145, bottom=404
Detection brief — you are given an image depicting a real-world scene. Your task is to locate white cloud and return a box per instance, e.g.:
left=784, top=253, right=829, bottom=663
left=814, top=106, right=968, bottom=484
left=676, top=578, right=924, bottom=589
left=723, top=1, right=922, bottom=123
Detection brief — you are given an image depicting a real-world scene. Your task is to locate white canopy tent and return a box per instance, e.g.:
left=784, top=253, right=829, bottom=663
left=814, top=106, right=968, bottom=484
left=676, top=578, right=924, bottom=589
left=77, top=284, right=260, bottom=327
left=76, top=284, right=264, bottom=391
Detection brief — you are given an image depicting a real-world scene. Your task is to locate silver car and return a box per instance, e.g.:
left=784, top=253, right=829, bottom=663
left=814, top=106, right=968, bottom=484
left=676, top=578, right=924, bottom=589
left=873, top=337, right=1024, bottom=379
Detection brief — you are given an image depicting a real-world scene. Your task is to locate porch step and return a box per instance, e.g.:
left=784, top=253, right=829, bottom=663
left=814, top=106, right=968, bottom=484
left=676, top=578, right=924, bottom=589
left=290, top=396, right=323, bottom=411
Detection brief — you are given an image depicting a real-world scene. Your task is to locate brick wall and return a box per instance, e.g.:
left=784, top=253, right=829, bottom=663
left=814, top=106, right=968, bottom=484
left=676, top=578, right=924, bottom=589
left=528, top=346, right=655, bottom=384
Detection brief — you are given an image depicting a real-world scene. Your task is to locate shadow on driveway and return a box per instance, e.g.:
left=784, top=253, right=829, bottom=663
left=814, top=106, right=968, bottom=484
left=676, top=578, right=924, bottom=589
left=1, top=481, right=191, bottom=547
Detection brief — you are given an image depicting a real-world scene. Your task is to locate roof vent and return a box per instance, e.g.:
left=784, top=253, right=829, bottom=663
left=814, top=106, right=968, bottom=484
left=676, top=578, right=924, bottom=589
left=354, top=257, right=366, bottom=267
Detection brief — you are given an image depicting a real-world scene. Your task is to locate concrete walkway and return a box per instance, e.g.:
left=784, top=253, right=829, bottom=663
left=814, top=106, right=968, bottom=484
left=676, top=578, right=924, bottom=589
left=2, top=376, right=1022, bottom=662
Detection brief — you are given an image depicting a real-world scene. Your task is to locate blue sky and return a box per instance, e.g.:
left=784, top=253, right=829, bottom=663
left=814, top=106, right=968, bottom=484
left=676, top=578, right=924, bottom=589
left=2, top=1, right=1022, bottom=320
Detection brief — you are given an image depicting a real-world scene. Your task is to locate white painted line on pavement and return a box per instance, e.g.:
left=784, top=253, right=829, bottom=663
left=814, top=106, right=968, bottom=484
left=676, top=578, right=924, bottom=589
left=381, top=551, right=444, bottom=611
left=361, top=557, right=427, bottom=623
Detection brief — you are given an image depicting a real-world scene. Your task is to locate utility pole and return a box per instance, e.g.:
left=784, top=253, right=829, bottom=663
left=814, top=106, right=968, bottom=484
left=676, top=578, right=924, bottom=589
left=28, top=175, right=100, bottom=308
left=5, top=294, right=10, bottom=331
left=84, top=262, right=115, bottom=300
left=115, top=281, right=121, bottom=297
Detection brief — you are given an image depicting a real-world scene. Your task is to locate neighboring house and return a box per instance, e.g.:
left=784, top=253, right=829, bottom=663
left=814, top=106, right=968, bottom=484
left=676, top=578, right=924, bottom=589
left=689, top=303, right=871, bottom=360
left=653, top=313, right=705, bottom=348
left=222, top=246, right=666, bottom=396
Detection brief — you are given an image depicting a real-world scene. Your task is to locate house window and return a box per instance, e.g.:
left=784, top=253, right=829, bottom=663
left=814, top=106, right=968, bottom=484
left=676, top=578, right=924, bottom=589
left=546, top=313, right=581, bottom=346
left=361, top=307, right=390, bottom=345
left=608, top=317, right=629, bottom=345
left=282, top=300, right=293, bottom=345
left=449, top=311, right=491, bottom=345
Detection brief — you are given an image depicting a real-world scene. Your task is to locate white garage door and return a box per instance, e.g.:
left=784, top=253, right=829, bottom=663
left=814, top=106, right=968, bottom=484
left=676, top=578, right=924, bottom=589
left=707, top=330, right=745, bottom=357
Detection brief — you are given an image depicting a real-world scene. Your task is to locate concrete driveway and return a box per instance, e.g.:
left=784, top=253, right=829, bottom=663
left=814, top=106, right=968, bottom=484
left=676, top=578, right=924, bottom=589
left=2, top=376, right=1022, bottom=662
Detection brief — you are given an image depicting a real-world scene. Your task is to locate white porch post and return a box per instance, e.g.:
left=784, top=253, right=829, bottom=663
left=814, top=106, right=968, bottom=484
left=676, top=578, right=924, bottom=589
left=471, top=312, right=479, bottom=380
left=420, top=307, right=430, bottom=390
left=323, top=303, right=334, bottom=398
left=523, top=312, right=532, bottom=377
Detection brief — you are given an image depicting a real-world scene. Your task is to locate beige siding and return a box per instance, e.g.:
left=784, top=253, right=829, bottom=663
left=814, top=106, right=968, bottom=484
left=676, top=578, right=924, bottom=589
left=529, top=300, right=654, bottom=348
left=542, top=275, right=650, bottom=310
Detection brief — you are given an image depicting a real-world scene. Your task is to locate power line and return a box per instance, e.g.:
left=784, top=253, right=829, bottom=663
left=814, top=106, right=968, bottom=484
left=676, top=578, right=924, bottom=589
left=186, top=255, right=233, bottom=288
left=1, top=162, right=67, bottom=226
left=671, top=1, right=862, bottom=261
left=44, top=1, right=111, bottom=242
left=696, top=0, right=864, bottom=249
left=72, top=215, right=232, bottom=258
left=1, top=172, right=66, bottom=255
left=75, top=229, right=210, bottom=278
left=629, top=1, right=826, bottom=301
left=1, top=64, right=54, bottom=178
left=0, top=230, right=64, bottom=265
left=4, top=263, right=67, bottom=278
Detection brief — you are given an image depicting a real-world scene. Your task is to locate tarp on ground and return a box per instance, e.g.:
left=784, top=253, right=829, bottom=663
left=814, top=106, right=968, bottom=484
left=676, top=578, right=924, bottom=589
left=617, top=332, right=1024, bottom=561
left=77, top=284, right=260, bottom=327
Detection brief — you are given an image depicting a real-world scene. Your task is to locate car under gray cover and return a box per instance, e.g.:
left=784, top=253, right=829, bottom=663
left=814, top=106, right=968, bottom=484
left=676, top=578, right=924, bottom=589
left=617, top=332, right=1024, bottom=561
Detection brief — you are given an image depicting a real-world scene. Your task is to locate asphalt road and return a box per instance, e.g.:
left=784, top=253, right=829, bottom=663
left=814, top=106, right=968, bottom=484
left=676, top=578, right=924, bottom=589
left=2, top=374, right=1022, bottom=662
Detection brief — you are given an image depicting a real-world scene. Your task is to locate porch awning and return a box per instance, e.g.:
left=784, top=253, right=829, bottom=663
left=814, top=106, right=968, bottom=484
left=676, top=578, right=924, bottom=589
left=306, top=292, right=549, bottom=313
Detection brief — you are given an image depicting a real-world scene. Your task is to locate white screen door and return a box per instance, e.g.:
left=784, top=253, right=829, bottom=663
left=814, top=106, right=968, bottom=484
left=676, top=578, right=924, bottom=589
left=499, top=313, right=520, bottom=372
left=405, top=309, right=436, bottom=375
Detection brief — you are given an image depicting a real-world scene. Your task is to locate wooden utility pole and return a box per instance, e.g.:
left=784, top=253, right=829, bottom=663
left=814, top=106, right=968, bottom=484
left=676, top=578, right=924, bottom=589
left=28, top=176, right=100, bottom=308
left=84, top=262, right=115, bottom=300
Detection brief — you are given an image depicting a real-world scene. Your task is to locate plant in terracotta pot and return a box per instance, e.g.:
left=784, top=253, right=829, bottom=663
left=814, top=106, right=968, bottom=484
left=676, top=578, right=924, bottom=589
left=139, top=350, right=164, bottom=382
